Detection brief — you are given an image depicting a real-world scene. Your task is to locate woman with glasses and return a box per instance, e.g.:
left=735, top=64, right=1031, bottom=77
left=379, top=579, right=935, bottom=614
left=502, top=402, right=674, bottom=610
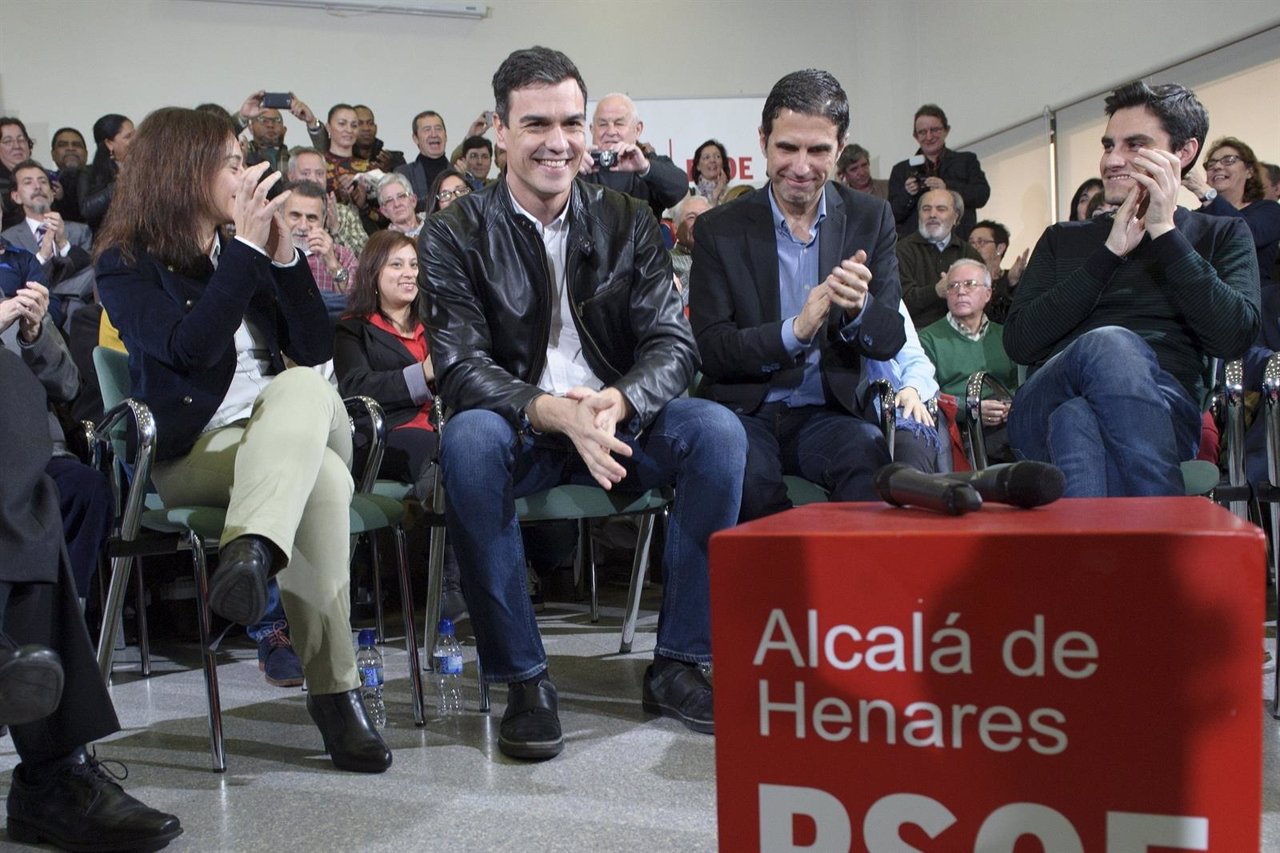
left=0, top=118, right=34, bottom=228
left=425, top=167, right=470, bottom=216
left=1184, top=137, right=1280, bottom=285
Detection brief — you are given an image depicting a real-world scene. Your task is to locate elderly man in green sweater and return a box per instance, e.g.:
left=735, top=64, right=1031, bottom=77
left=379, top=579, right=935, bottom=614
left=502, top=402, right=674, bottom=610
left=920, top=258, right=1018, bottom=461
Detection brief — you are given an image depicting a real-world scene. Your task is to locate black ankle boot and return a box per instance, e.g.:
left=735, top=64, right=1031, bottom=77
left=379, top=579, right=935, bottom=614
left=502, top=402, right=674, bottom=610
left=306, top=689, right=393, bottom=773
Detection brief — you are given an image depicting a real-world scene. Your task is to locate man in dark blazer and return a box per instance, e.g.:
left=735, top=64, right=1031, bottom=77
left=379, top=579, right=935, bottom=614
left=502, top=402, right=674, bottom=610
left=3, top=159, right=95, bottom=327
left=691, top=68, right=907, bottom=521
left=0, top=347, right=183, bottom=851
left=888, top=104, right=990, bottom=239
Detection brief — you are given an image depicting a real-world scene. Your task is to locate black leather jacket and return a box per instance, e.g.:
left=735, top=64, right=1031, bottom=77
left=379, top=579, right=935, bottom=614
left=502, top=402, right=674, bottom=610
left=421, top=178, right=696, bottom=431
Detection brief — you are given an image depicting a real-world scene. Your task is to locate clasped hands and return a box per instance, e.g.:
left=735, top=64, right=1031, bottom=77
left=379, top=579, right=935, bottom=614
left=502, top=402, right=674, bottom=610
left=528, top=386, right=633, bottom=490
left=793, top=249, right=872, bottom=342
left=233, top=162, right=295, bottom=264
left=1105, top=146, right=1181, bottom=257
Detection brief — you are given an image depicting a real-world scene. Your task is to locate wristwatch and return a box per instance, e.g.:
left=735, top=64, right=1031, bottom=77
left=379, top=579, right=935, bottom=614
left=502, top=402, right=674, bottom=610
left=1200, top=187, right=1217, bottom=204
left=333, top=268, right=350, bottom=287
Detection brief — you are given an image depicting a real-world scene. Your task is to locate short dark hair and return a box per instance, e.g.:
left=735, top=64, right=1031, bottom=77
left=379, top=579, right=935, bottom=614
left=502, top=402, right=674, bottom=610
left=51, top=127, right=85, bottom=148
left=461, top=135, right=493, bottom=156
left=971, top=219, right=1010, bottom=247
left=346, top=229, right=421, bottom=326
left=0, top=117, right=30, bottom=142
left=837, top=144, right=870, bottom=172
left=283, top=179, right=326, bottom=201
left=761, top=69, right=849, bottom=141
left=1205, top=136, right=1265, bottom=203
left=492, top=46, right=587, bottom=125
left=914, top=104, right=949, bottom=130
left=1068, top=178, right=1105, bottom=221
left=327, top=103, right=357, bottom=123
left=412, top=110, right=444, bottom=136
left=9, top=158, right=47, bottom=180
left=1264, top=162, right=1280, bottom=186
left=1104, top=81, right=1208, bottom=174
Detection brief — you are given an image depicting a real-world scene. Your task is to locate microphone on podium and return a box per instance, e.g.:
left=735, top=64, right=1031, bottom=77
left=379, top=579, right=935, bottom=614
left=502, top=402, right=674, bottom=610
left=874, top=462, right=983, bottom=516
left=943, top=461, right=1065, bottom=508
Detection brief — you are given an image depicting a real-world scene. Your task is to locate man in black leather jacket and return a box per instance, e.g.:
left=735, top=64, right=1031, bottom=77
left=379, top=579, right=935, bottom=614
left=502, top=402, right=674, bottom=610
left=422, top=46, right=746, bottom=761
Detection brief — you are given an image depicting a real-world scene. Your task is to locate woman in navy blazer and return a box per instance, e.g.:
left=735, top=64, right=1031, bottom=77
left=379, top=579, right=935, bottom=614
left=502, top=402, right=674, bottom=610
left=95, top=108, right=390, bottom=773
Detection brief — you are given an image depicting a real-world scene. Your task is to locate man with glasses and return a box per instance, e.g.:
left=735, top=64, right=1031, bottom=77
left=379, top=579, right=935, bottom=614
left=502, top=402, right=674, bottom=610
left=376, top=173, right=424, bottom=238
left=920, top=258, right=1018, bottom=461
left=967, top=219, right=1029, bottom=323
left=888, top=104, right=989, bottom=239
left=895, top=188, right=984, bottom=329
left=1004, top=81, right=1259, bottom=496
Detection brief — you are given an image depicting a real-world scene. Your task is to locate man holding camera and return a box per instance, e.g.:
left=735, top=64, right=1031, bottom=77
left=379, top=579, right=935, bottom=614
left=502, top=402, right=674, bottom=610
left=236, top=90, right=329, bottom=175
left=888, top=104, right=989, bottom=239
left=580, top=93, right=690, bottom=221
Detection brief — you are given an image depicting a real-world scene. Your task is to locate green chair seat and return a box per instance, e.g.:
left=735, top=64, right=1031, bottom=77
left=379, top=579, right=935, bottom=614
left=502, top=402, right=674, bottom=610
left=141, top=494, right=406, bottom=543
left=513, top=484, right=668, bottom=522
left=784, top=475, right=829, bottom=507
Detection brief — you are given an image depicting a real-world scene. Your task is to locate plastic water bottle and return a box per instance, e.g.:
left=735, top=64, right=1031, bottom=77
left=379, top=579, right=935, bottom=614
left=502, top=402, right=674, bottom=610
left=433, top=618, right=464, bottom=716
left=355, top=629, right=386, bottom=729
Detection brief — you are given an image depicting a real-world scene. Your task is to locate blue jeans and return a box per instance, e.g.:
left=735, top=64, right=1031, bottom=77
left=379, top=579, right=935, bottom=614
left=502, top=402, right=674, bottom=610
left=440, top=399, right=746, bottom=682
left=1008, top=327, right=1201, bottom=497
left=738, top=402, right=890, bottom=521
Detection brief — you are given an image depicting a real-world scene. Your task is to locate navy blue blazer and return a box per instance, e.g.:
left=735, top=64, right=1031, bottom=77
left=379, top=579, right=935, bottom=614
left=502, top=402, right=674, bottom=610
left=689, top=182, right=907, bottom=417
left=96, top=237, right=332, bottom=462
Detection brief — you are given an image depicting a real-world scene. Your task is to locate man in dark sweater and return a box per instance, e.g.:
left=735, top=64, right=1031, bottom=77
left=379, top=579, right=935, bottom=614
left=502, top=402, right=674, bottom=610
left=896, top=188, right=984, bottom=329
left=1004, top=81, right=1259, bottom=497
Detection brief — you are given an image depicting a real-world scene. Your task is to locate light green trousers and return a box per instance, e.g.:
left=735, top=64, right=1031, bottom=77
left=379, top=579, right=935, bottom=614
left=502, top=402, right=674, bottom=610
left=152, top=368, right=359, bottom=694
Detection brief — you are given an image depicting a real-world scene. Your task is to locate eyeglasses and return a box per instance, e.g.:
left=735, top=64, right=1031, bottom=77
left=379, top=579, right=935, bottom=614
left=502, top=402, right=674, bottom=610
left=1203, top=154, right=1241, bottom=169
left=380, top=191, right=412, bottom=206
left=0, top=135, right=30, bottom=147
left=968, top=237, right=996, bottom=248
left=946, top=279, right=986, bottom=292
left=254, top=116, right=283, bottom=126
left=914, top=126, right=946, bottom=139
left=436, top=187, right=470, bottom=202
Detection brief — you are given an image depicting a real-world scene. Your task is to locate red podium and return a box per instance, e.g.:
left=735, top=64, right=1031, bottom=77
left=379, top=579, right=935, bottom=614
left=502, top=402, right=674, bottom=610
left=710, top=498, right=1265, bottom=852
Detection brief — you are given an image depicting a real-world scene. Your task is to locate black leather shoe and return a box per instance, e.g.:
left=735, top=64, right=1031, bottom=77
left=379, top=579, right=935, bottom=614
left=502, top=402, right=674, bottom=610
left=209, top=535, right=273, bottom=625
left=642, top=661, right=714, bottom=734
left=306, top=689, right=393, bottom=773
left=6, top=754, right=183, bottom=852
left=499, top=677, right=563, bottom=760
left=0, top=645, right=63, bottom=726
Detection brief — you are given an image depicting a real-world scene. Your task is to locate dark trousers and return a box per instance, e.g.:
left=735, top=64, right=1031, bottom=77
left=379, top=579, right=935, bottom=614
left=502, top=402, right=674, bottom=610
left=46, top=456, right=113, bottom=598
left=0, top=561, right=120, bottom=765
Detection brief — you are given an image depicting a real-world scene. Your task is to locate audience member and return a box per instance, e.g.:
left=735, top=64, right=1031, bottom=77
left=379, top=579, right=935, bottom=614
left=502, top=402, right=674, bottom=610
left=1067, top=177, right=1104, bottom=221
left=895, top=187, right=984, bottom=329
left=1182, top=136, right=1280, bottom=287
left=352, top=104, right=406, bottom=172
left=422, top=46, right=745, bottom=759
left=288, top=146, right=367, bottom=255
left=1004, top=82, right=1259, bottom=496
left=836, top=143, right=888, bottom=200
left=376, top=173, right=425, bottom=238
left=888, top=104, right=990, bottom=238
left=96, top=107, right=392, bottom=773
left=966, top=219, right=1029, bottom=323
left=283, top=180, right=357, bottom=317
left=425, top=167, right=470, bottom=216
left=396, top=110, right=451, bottom=210
left=79, top=114, right=134, bottom=234
left=0, top=117, right=34, bottom=229
left=860, top=300, right=942, bottom=473
left=691, top=68, right=904, bottom=520
left=0, top=346, right=182, bottom=852
left=49, top=128, right=88, bottom=222
left=582, top=94, right=690, bottom=220
left=235, top=90, right=328, bottom=170
left=691, top=139, right=730, bottom=206
left=324, top=104, right=377, bottom=232
left=1261, top=162, right=1280, bottom=202
left=669, top=195, right=709, bottom=297
left=920, top=258, right=1019, bottom=462
left=4, top=160, right=95, bottom=327
left=458, top=135, right=494, bottom=190
left=242, top=108, right=290, bottom=172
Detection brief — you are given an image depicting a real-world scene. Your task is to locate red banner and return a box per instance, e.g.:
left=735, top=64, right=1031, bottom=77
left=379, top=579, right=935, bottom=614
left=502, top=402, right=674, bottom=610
left=711, top=498, right=1264, bottom=852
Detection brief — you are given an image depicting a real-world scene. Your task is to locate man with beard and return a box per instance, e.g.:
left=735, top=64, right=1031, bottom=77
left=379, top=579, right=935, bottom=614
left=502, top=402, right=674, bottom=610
left=3, top=160, right=93, bottom=327
left=894, top=188, right=983, bottom=329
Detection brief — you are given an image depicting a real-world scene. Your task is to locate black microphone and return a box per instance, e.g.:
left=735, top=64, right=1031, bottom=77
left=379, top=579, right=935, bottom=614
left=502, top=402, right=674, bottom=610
left=943, top=461, right=1065, bottom=508
left=874, top=462, right=983, bottom=516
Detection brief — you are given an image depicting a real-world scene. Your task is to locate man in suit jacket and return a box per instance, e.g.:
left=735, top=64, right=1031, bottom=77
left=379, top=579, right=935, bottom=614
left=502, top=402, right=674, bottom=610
left=396, top=110, right=452, bottom=213
left=691, top=69, right=907, bottom=521
left=888, top=104, right=990, bottom=239
left=4, top=159, right=95, bottom=327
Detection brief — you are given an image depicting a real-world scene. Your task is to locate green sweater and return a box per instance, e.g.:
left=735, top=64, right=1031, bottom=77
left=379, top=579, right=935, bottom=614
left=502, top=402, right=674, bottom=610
left=1004, top=209, right=1259, bottom=408
left=919, top=318, right=1018, bottom=398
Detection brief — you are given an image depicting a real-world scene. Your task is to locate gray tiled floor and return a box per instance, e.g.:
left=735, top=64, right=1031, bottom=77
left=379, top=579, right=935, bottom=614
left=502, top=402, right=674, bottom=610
left=0, top=597, right=1276, bottom=852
